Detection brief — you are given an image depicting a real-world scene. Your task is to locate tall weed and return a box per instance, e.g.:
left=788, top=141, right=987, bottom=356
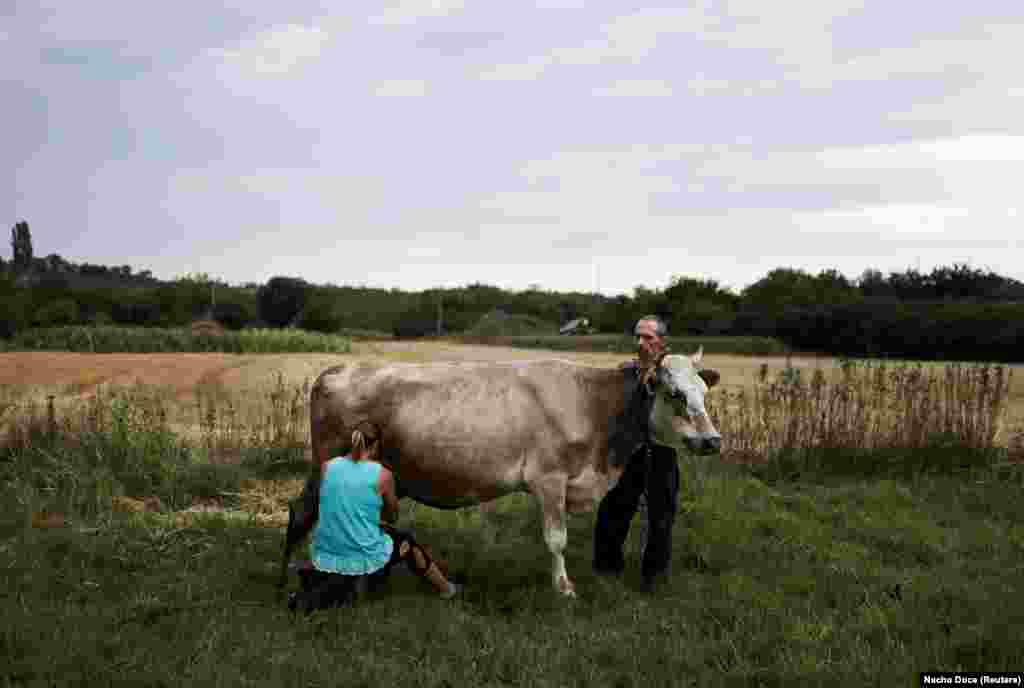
left=706, top=359, right=1013, bottom=479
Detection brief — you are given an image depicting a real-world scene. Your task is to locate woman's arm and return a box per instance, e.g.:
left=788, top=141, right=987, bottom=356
left=377, top=465, right=401, bottom=525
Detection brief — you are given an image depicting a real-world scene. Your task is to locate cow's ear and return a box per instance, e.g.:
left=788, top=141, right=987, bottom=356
left=698, top=369, right=720, bottom=388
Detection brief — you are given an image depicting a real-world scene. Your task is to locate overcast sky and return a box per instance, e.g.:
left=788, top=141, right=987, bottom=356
left=5, top=1, right=1024, bottom=295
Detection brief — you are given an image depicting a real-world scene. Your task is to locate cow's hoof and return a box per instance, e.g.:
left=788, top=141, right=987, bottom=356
left=557, top=576, right=576, bottom=597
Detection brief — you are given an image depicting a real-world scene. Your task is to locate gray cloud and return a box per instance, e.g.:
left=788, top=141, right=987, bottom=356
left=5, top=1, right=1024, bottom=294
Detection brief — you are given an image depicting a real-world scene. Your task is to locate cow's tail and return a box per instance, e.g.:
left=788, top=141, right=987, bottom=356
left=278, top=471, right=320, bottom=588
left=279, top=378, right=334, bottom=589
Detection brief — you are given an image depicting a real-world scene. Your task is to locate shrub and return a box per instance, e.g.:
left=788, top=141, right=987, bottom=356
left=393, top=304, right=438, bottom=338
left=257, top=277, right=311, bottom=328
left=31, top=298, right=80, bottom=327
left=212, top=302, right=251, bottom=330
left=296, top=292, right=344, bottom=333
left=465, top=312, right=558, bottom=337
left=0, top=282, right=28, bottom=338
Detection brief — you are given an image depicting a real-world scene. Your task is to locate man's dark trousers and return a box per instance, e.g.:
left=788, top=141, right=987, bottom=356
left=593, top=443, right=680, bottom=581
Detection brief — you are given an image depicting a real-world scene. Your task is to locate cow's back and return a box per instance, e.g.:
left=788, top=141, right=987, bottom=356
left=310, top=360, right=612, bottom=507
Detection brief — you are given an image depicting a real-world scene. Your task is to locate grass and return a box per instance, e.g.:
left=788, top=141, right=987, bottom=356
left=2, top=354, right=1023, bottom=685
left=703, top=358, right=1017, bottom=481
left=5, top=326, right=353, bottom=354
left=3, top=471, right=1023, bottom=686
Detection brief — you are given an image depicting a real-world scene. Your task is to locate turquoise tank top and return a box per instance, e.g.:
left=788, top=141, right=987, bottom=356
left=311, top=457, right=394, bottom=575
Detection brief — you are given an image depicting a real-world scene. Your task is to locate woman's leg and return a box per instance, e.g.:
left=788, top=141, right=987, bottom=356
left=387, top=528, right=461, bottom=598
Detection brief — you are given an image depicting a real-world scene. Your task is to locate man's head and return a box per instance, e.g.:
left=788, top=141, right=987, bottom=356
left=634, top=315, right=668, bottom=365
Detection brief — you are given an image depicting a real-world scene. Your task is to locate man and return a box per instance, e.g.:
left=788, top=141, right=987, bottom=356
left=593, top=314, right=680, bottom=593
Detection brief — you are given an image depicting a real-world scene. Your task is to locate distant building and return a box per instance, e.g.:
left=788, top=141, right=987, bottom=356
left=559, top=317, right=590, bottom=335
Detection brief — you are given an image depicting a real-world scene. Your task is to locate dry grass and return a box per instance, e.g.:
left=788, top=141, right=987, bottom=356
left=2, top=344, right=1022, bottom=461
left=705, top=359, right=1015, bottom=470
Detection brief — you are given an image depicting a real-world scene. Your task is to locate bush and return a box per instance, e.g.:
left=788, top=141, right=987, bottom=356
left=0, top=281, right=28, bottom=339
left=448, top=333, right=789, bottom=356
left=112, top=300, right=162, bottom=327
left=393, top=303, right=438, bottom=338
left=465, top=312, right=558, bottom=337
left=774, top=302, right=1024, bottom=363
left=393, top=317, right=436, bottom=339
left=257, top=277, right=311, bottom=328
left=31, top=298, right=80, bottom=327
left=212, top=302, right=251, bottom=330
left=297, top=292, right=344, bottom=333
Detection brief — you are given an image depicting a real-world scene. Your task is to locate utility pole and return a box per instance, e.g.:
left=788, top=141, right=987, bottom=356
left=436, top=293, right=444, bottom=336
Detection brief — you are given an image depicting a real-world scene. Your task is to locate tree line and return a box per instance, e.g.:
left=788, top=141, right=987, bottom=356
left=4, top=220, right=1024, bottom=361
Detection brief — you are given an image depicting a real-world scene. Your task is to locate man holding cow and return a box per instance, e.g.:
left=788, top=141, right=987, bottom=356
left=282, top=313, right=721, bottom=601
left=594, top=315, right=714, bottom=593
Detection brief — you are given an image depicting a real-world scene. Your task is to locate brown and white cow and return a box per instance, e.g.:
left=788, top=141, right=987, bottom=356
left=282, top=350, right=721, bottom=597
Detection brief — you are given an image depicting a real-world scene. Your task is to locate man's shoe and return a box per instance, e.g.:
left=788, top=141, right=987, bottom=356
left=593, top=564, right=624, bottom=578
left=639, top=575, right=663, bottom=594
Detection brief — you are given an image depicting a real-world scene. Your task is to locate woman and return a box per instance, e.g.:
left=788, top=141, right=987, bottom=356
left=288, top=421, right=463, bottom=613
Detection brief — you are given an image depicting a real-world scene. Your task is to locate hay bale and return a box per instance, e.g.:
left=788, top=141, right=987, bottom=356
left=190, top=319, right=226, bottom=337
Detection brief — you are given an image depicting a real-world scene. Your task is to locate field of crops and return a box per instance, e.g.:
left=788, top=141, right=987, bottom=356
left=1, top=325, right=354, bottom=354
left=3, top=342, right=1024, bottom=684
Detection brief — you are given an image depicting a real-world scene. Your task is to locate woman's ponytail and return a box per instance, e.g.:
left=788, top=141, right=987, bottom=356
left=350, top=421, right=381, bottom=461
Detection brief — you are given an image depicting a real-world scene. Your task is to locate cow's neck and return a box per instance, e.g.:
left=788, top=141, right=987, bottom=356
left=577, top=365, right=653, bottom=471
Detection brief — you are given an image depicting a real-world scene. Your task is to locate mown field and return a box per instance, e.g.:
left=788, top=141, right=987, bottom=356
left=3, top=341, right=1024, bottom=686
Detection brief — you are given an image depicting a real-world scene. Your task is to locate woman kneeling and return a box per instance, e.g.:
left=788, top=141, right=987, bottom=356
left=289, top=421, right=462, bottom=613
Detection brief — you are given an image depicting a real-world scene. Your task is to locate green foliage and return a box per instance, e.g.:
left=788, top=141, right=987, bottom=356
left=296, top=288, right=345, bottom=333
left=9, top=248, right=1024, bottom=361
left=31, top=297, right=80, bottom=327
left=152, top=282, right=192, bottom=325
left=742, top=267, right=861, bottom=314
left=31, top=272, right=73, bottom=301
left=776, top=302, right=1024, bottom=363
left=393, top=295, right=442, bottom=338
left=10, top=220, right=33, bottom=271
left=6, top=326, right=352, bottom=354
left=450, top=333, right=789, bottom=355
left=662, top=275, right=740, bottom=335
left=257, top=276, right=311, bottom=328
left=0, top=275, right=28, bottom=338
left=464, top=312, right=558, bottom=337
left=211, top=301, right=252, bottom=330
left=863, top=262, right=1024, bottom=301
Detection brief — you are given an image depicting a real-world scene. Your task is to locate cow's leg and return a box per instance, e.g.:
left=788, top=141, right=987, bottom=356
left=529, top=475, right=575, bottom=597
left=478, top=500, right=500, bottom=545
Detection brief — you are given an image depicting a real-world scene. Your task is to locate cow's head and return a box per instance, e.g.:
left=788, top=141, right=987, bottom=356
left=649, top=348, right=722, bottom=455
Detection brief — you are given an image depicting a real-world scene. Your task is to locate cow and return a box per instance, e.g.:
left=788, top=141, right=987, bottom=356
left=280, top=349, right=721, bottom=597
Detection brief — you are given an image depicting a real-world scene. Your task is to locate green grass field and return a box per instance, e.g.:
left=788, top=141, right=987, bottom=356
left=2, top=351, right=1023, bottom=686
left=3, top=326, right=353, bottom=354
left=3, top=465, right=1023, bottom=686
